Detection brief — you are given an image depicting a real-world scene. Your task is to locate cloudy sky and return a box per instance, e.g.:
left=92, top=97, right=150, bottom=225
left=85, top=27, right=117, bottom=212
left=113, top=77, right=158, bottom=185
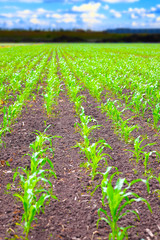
left=0, top=0, right=160, bottom=30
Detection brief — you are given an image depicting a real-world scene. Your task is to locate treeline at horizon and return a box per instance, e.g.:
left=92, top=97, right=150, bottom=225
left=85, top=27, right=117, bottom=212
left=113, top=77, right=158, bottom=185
left=0, top=29, right=160, bottom=43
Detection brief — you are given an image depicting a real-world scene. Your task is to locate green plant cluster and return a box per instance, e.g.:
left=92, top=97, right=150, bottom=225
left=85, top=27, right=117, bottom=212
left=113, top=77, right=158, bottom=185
left=0, top=48, right=52, bottom=145
left=13, top=127, right=60, bottom=239
left=43, top=51, right=62, bottom=116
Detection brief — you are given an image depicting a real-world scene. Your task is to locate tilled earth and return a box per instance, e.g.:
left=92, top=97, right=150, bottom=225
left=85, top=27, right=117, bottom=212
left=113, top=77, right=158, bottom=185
left=0, top=88, right=160, bottom=240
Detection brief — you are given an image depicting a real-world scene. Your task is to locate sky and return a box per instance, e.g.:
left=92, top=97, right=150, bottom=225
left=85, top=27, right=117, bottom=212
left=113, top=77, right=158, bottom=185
left=0, top=0, right=160, bottom=30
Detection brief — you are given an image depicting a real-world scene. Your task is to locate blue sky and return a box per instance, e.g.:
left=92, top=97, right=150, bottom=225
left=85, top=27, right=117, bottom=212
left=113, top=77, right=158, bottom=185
left=0, top=0, right=160, bottom=30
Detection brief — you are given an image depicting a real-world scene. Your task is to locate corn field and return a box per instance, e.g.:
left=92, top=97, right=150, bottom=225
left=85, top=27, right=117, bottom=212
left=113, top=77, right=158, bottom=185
left=0, top=43, right=160, bottom=240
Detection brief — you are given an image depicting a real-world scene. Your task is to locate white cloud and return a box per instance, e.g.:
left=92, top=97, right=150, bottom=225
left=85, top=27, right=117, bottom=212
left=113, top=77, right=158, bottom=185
left=1, top=13, right=13, bottom=18
left=51, top=14, right=61, bottom=19
left=30, top=18, right=40, bottom=24
left=52, top=13, right=76, bottom=23
left=128, top=7, right=146, bottom=14
left=37, top=8, right=47, bottom=14
left=131, top=13, right=138, bottom=19
left=151, top=7, right=156, bottom=12
left=145, top=13, right=155, bottom=18
left=132, top=21, right=146, bottom=27
left=59, top=14, right=76, bottom=23
left=102, top=0, right=138, bottom=3
left=104, top=5, right=109, bottom=10
left=0, top=7, right=77, bottom=26
left=72, top=1, right=104, bottom=27
left=30, top=17, right=51, bottom=27
left=110, top=9, right=121, bottom=18
left=157, top=16, right=160, bottom=21
left=0, top=19, right=13, bottom=27
left=132, top=19, right=160, bottom=28
left=80, top=12, right=106, bottom=28
left=149, top=4, right=160, bottom=14
left=124, top=6, right=158, bottom=20
left=72, top=2, right=101, bottom=13
left=16, top=9, right=32, bottom=19
left=132, top=21, right=137, bottom=27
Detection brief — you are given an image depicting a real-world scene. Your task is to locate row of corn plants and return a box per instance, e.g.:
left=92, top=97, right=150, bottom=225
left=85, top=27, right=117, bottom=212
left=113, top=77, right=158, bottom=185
left=56, top=52, right=152, bottom=239
left=0, top=50, right=52, bottom=145
left=75, top=106, right=154, bottom=239
left=61, top=50, right=141, bottom=144
left=57, top=47, right=160, bottom=239
left=13, top=127, right=60, bottom=239
left=61, top=67, right=153, bottom=240
left=63, top=46, right=160, bottom=130
left=42, top=51, right=62, bottom=116
left=60, top=49, right=159, bottom=176
left=57, top=50, right=111, bottom=180
left=0, top=46, right=50, bottom=105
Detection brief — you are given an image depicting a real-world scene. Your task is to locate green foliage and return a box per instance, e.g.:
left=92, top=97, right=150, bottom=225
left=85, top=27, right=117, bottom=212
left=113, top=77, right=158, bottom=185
left=96, top=167, right=152, bottom=240
left=152, top=103, right=160, bottom=130
left=78, top=139, right=112, bottom=180
left=126, top=136, right=156, bottom=163
left=74, top=95, right=86, bottom=115
left=74, top=106, right=101, bottom=139
left=13, top=127, right=60, bottom=239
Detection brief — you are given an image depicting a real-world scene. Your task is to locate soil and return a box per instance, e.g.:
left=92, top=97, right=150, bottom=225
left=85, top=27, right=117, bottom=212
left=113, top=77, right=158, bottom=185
left=0, top=63, right=160, bottom=240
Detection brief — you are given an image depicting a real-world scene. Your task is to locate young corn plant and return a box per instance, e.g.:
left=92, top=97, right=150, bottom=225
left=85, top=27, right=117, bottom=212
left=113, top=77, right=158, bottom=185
left=143, top=151, right=154, bottom=176
left=119, top=118, right=138, bottom=143
left=129, top=92, right=146, bottom=116
left=152, top=103, right=160, bottom=130
left=89, top=82, right=103, bottom=102
left=148, top=174, right=160, bottom=198
left=69, top=84, right=82, bottom=102
left=74, top=95, right=86, bottom=115
left=77, top=139, right=112, bottom=180
left=13, top=169, right=57, bottom=239
left=96, top=166, right=152, bottom=240
left=104, top=99, right=122, bottom=128
left=0, top=107, right=11, bottom=137
left=154, top=173, right=160, bottom=198
left=156, top=151, right=160, bottom=163
left=126, top=136, right=156, bottom=164
left=99, top=100, right=137, bottom=143
left=13, top=128, right=60, bottom=239
left=43, top=89, right=57, bottom=116
left=74, top=107, right=101, bottom=139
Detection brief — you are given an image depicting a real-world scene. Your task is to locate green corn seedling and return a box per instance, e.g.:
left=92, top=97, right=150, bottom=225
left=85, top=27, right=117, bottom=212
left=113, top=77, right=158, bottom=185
left=126, top=136, right=156, bottom=163
left=78, top=139, right=112, bottom=180
left=143, top=151, right=154, bottom=175
left=119, top=118, right=138, bottom=143
left=74, top=107, right=101, bottom=138
left=152, top=103, right=160, bottom=129
left=96, top=166, right=152, bottom=240
left=13, top=168, right=57, bottom=239
left=43, top=90, right=57, bottom=116
left=155, top=174, right=160, bottom=197
left=86, top=140, right=112, bottom=180
left=74, top=95, right=86, bottom=115
left=148, top=174, right=160, bottom=198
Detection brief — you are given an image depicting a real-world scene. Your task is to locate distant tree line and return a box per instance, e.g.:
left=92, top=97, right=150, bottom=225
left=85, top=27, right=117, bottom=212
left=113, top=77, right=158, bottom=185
left=0, top=30, right=159, bottom=43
